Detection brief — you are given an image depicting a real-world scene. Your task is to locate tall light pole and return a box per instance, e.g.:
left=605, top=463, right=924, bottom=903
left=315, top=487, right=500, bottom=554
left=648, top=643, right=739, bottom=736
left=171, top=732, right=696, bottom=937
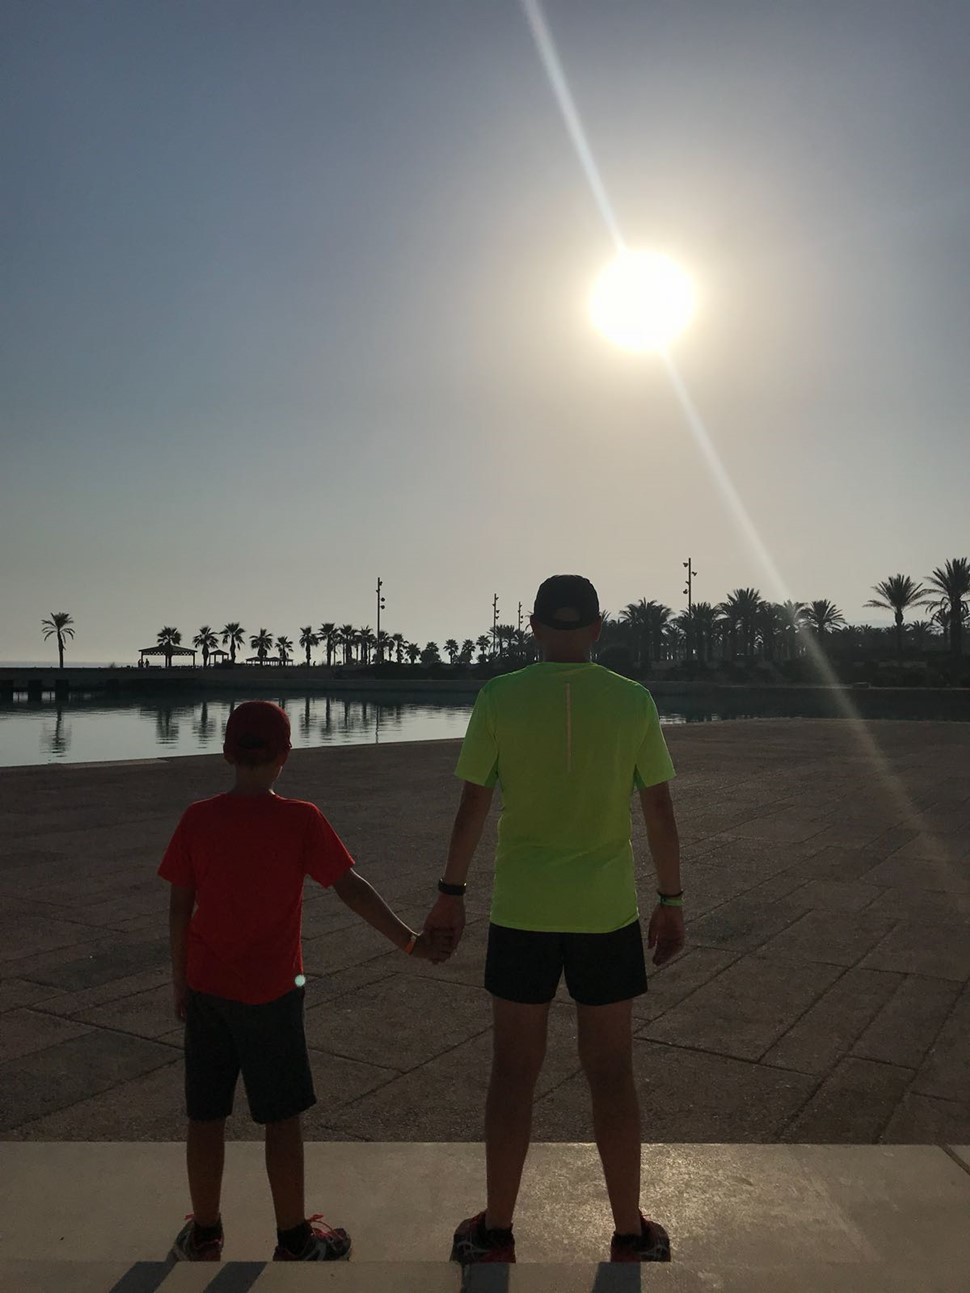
left=683, top=558, right=697, bottom=662
left=492, top=593, right=499, bottom=659
left=376, top=578, right=386, bottom=663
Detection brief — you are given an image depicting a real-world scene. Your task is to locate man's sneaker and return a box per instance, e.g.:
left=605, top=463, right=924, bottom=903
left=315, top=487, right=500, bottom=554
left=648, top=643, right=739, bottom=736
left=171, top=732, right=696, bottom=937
left=170, top=1215, right=223, bottom=1262
left=272, top=1213, right=352, bottom=1261
left=610, top=1212, right=671, bottom=1262
left=450, top=1211, right=516, bottom=1265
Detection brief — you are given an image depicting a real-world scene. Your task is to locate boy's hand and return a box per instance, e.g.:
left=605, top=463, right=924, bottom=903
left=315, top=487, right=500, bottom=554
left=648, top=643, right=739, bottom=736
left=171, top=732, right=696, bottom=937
left=647, top=904, right=685, bottom=966
left=173, top=981, right=188, bottom=1021
left=411, top=930, right=452, bottom=964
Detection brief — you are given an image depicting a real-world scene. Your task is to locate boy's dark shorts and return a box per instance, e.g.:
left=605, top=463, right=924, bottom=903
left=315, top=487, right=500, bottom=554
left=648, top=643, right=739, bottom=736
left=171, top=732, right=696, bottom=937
left=484, top=919, right=648, bottom=1005
left=184, top=986, right=316, bottom=1124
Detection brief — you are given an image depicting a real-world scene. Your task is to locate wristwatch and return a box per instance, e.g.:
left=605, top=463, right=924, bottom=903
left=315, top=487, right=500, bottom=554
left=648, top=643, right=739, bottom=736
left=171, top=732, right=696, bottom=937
left=438, top=879, right=466, bottom=896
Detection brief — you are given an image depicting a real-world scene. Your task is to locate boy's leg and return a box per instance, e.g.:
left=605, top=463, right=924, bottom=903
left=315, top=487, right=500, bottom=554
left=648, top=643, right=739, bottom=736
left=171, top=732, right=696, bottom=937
left=576, top=999, right=642, bottom=1236
left=265, top=1113, right=306, bottom=1231
left=484, top=997, right=550, bottom=1230
left=186, top=1117, right=227, bottom=1227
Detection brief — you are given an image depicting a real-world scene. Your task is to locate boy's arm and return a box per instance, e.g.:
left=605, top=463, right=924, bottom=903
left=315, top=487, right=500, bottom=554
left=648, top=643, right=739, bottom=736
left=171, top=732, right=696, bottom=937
left=330, top=869, right=426, bottom=953
left=168, top=884, right=195, bottom=1020
left=638, top=780, right=686, bottom=966
left=424, top=780, right=495, bottom=951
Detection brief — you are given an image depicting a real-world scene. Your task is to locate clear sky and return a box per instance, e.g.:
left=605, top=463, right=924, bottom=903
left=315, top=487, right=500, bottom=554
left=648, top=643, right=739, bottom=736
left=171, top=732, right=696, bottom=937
left=4, top=0, right=969, bottom=663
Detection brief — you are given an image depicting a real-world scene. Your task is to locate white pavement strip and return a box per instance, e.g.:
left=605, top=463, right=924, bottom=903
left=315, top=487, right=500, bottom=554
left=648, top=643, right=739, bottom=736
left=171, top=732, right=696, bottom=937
left=1, top=1143, right=969, bottom=1288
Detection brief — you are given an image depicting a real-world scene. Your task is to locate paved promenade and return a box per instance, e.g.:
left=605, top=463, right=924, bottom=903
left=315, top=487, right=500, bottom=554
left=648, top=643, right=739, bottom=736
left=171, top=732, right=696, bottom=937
left=2, top=719, right=969, bottom=1143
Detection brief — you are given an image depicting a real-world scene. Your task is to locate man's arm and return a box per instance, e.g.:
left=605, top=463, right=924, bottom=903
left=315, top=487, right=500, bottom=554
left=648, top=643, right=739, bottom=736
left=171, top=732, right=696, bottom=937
left=424, top=780, right=495, bottom=951
left=168, top=884, right=195, bottom=1019
left=638, top=780, right=685, bottom=966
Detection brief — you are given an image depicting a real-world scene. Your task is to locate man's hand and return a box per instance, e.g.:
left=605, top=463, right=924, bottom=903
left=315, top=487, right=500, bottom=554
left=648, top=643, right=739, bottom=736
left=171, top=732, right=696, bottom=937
left=410, top=930, right=453, bottom=964
left=173, top=980, right=188, bottom=1022
left=647, top=904, right=685, bottom=966
left=423, top=894, right=466, bottom=959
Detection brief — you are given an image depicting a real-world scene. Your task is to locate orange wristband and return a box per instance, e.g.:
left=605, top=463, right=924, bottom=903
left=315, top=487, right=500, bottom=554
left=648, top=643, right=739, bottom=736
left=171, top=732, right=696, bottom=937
left=403, top=934, right=417, bottom=955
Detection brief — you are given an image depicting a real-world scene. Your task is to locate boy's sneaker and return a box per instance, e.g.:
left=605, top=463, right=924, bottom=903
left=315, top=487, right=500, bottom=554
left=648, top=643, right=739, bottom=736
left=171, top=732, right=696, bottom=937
left=450, top=1211, right=516, bottom=1265
left=272, top=1213, right=352, bottom=1261
left=610, top=1212, right=671, bottom=1262
left=170, top=1214, right=223, bottom=1262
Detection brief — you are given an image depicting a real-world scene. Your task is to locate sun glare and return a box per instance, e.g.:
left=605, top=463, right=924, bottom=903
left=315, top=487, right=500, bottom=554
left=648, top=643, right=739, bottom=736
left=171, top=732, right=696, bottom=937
left=589, top=250, right=696, bottom=352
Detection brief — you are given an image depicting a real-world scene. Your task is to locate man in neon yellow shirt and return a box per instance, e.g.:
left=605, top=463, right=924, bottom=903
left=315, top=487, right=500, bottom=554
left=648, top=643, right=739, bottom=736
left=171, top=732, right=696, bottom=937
left=424, top=574, right=685, bottom=1266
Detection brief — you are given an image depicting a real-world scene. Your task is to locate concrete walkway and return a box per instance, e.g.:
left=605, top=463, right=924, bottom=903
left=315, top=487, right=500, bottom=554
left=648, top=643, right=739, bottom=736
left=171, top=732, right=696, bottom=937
left=2, top=720, right=970, bottom=1144
left=2, top=1142, right=970, bottom=1290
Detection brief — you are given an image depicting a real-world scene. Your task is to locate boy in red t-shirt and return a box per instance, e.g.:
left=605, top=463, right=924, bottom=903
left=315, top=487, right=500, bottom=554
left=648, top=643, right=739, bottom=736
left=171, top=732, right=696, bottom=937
left=159, top=700, right=446, bottom=1263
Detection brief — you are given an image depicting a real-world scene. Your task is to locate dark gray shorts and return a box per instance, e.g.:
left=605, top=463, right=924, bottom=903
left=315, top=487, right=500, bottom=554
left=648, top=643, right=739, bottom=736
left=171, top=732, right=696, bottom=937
left=184, top=986, right=316, bottom=1124
left=484, top=919, right=648, bottom=1005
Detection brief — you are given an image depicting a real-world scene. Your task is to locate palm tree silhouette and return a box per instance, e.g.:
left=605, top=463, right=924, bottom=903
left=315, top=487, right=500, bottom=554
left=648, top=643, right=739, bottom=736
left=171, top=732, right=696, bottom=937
left=221, top=622, right=245, bottom=665
left=475, top=635, right=490, bottom=663
left=392, top=632, right=405, bottom=664
left=156, top=626, right=182, bottom=668
left=318, top=623, right=337, bottom=668
left=459, top=638, right=475, bottom=666
left=277, top=635, right=294, bottom=666
left=801, top=600, right=846, bottom=640
left=299, top=626, right=319, bottom=667
left=720, top=589, right=763, bottom=659
left=865, top=574, right=935, bottom=662
left=250, top=628, right=273, bottom=666
left=926, top=558, right=970, bottom=657
left=41, top=612, right=75, bottom=669
left=193, top=625, right=218, bottom=668
left=405, top=642, right=420, bottom=665
left=443, top=639, right=460, bottom=665
left=338, top=624, right=356, bottom=667
left=777, top=601, right=808, bottom=661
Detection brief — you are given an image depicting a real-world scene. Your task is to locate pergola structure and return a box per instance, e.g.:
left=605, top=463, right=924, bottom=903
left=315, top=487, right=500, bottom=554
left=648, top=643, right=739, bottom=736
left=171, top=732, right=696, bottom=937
left=138, top=644, right=197, bottom=666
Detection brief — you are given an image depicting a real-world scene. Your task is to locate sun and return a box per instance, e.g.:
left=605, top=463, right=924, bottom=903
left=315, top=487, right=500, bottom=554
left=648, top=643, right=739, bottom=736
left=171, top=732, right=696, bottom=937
left=589, top=250, right=697, bottom=352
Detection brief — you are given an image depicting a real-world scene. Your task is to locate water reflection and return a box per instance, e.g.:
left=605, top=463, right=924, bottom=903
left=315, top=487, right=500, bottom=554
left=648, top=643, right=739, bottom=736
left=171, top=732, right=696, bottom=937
left=43, top=706, right=71, bottom=756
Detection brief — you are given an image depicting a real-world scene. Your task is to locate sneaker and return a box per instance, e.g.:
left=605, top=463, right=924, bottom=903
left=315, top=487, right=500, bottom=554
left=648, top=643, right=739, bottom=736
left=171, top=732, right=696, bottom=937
left=610, top=1212, right=671, bottom=1262
left=450, top=1211, right=516, bottom=1265
left=272, top=1213, right=352, bottom=1261
left=170, top=1214, right=223, bottom=1262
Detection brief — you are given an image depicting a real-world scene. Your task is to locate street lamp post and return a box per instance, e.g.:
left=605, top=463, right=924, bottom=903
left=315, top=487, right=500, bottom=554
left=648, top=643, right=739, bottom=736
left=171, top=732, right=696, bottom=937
left=683, top=558, right=697, bottom=662
left=492, top=593, right=499, bottom=659
left=376, top=578, right=386, bottom=663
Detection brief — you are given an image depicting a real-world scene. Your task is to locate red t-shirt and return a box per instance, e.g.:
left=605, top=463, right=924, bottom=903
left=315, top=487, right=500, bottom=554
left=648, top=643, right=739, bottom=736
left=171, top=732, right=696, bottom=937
left=158, top=792, right=354, bottom=1004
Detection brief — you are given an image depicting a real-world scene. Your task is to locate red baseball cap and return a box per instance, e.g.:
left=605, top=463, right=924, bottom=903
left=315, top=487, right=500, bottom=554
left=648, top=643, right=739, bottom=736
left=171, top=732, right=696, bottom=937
left=223, top=701, right=291, bottom=765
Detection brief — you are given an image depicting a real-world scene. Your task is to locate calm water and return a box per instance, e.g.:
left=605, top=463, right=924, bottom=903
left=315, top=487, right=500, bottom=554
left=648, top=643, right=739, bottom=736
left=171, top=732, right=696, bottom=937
left=0, top=689, right=719, bottom=768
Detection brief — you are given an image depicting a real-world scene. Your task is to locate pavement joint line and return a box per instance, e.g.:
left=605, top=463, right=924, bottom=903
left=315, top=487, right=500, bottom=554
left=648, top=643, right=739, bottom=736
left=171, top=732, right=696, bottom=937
left=940, top=1143, right=970, bottom=1178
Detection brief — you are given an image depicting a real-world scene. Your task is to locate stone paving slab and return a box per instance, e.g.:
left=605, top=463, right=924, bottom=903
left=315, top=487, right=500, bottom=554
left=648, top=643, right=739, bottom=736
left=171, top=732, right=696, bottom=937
left=2, top=720, right=969, bottom=1143
left=2, top=1143, right=970, bottom=1280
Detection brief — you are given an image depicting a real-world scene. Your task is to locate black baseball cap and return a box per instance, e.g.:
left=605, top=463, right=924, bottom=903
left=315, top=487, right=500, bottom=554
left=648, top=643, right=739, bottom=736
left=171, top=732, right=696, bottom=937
left=532, top=574, right=601, bottom=630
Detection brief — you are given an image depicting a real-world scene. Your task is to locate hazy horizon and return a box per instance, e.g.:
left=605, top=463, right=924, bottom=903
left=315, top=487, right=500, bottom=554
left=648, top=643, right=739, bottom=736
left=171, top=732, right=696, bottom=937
left=4, top=0, right=969, bottom=664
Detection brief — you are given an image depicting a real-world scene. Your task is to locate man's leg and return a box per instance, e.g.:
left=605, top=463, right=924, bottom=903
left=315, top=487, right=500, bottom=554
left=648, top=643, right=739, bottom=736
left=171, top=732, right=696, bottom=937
left=484, top=997, right=550, bottom=1230
left=576, top=1000, right=642, bottom=1236
left=186, top=1117, right=227, bottom=1227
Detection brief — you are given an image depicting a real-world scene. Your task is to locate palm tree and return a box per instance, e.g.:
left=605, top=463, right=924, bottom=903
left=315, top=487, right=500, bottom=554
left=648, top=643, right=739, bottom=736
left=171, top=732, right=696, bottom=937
left=719, top=589, right=763, bottom=658
left=392, top=632, right=405, bottom=664
left=475, top=634, right=491, bottom=663
left=375, top=630, right=391, bottom=664
left=221, top=622, right=245, bottom=665
left=865, top=574, right=935, bottom=662
left=357, top=626, right=374, bottom=665
left=690, top=602, right=717, bottom=662
left=250, top=628, right=273, bottom=666
left=443, top=639, right=460, bottom=665
left=459, top=638, right=475, bottom=666
left=926, top=558, right=970, bottom=657
left=755, top=603, right=783, bottom=661
left=299, top=626, right=319, bottom=666
left=318, top=623, right=337, bottom=667
left=620, top=600, right=650, bottom=668
left=193, top=625, right=218, bottom=668
left=405, top=641, right=421, bottom=665
left=338, top=624, right=356, bottom=666
left=421, top=641, right=441, bottom=666
left=156, top=626, right=182, bottom=669
left=777, top=601, right=808, bottom=661
left=41, top=612, right=75, bottom=669
left=801, top=599, right=846, bottom=640
left=277, top=635, right=294, bottom=666
left=907, top=619, right=938, bottom=652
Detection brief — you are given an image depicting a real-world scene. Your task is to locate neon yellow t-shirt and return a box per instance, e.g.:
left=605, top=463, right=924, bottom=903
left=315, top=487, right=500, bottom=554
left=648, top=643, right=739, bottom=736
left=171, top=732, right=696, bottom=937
left=455, top=662, right=675, bottom=933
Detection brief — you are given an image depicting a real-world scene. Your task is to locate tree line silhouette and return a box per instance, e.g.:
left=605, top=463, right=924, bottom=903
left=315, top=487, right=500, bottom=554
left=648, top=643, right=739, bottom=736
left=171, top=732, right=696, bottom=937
left=40, top=557, right=970, bottom=673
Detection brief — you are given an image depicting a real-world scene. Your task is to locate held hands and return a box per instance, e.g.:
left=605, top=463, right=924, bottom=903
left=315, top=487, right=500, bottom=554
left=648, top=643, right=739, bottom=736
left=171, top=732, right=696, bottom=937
left=410, top=928, right=455, bottom=964
left=420, top=893, right=466, bottom=964
left=647, top=903, right=686, bottom=967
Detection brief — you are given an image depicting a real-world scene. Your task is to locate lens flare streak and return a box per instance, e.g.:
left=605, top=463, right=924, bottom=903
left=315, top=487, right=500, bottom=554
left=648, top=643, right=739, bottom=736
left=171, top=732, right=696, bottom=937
left=519, top=0, right=937, bottom=849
